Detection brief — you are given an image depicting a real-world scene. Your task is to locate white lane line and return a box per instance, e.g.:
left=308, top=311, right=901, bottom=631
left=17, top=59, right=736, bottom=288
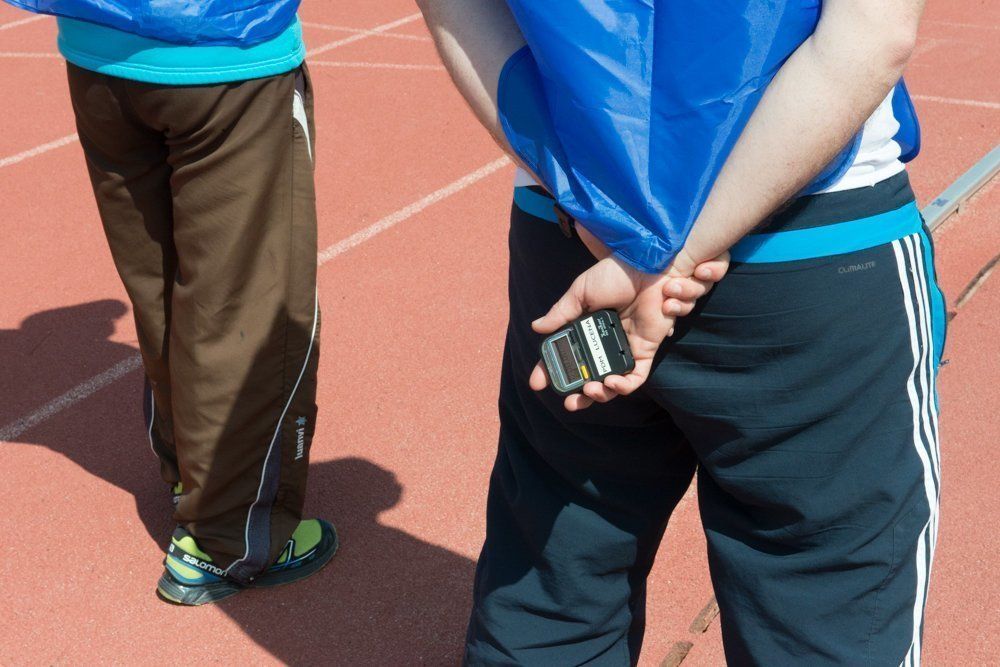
left=306, top=13, right=423, bottom=57
left=0, top=14, right=47, bottom=31
left=0, top=356, right=144, bottom=442
left=912, top=94, right=1000, bottom=111
left=0, top=13, right=426, bottom=170
left=301, top=21, right=430, bottom=42
left=0, top=51, right=60, bottom=59
left=318, top=157, right=510, bottom=263
left=0, top=133, right=78, bottom=169
left=0, top=156, right=511, bottom=443
left=308, top=60, right=443, bottom=72
left=925, top=19, right=1000, bottom=31
left=912, top=38, right=946, bottom=58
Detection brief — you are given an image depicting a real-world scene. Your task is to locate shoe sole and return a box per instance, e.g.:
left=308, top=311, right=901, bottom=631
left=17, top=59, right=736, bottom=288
left=156, top=574, right=244, bottom=606
left=156, top=520, right=339, bottom=606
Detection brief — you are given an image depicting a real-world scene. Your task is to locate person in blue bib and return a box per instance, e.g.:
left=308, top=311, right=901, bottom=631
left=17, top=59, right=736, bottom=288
left=419, top=0, right=943, bottom=664
left=4, top=0, right=338, bottom=605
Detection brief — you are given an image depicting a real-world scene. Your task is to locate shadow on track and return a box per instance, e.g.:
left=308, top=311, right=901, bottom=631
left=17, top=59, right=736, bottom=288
left=1, top=299, right=477, bottom=664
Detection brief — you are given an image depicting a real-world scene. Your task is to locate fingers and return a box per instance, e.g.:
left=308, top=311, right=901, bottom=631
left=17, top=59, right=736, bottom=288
left=694, top=251, right=731, bottom=282
left=603, top=360, right=652, bottom=396
left=531, top=364, right=613, bottom=410
left=581, top=380, right=618, bottom=403
left=529, top=362, right=549, bottom=391
left=563, top=393, right=595, bottom=411
left=662, top=249, right=732, bottom=317
left=531, top=279, right=585, bottom=335
left=662, top=274, right=708, bottom=319
left=604, top=373, right=645, bottom=396
left=663, top=276, right=712, bottom=301
left=662, top=298, right=696, bottom=318
left=694, top=262, right=723, bottom=281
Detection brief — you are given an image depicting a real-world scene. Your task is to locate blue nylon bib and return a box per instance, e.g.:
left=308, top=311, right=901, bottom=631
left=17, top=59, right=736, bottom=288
left=499, top=0, right=920, bottom=272
left=3, top=0, right=299, bottom=45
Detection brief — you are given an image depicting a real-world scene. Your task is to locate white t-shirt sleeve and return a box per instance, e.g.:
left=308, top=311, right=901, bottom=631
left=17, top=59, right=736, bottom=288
left=514, top=167, right=540, bottom=188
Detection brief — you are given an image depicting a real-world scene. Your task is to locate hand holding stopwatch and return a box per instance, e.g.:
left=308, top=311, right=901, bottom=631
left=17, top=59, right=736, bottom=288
left=539, top=309, right=636, bottom=395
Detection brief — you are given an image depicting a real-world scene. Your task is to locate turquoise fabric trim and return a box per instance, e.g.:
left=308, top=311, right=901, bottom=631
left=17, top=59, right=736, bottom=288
left=514, top=187, right=559, bottom=223
left=730, top=202, right=923, bottom=263
left=919, top=229, right=947, bottom=410
left=515, top=188, right=927, bottom=269
left=57, top=16, right=304, bottom=85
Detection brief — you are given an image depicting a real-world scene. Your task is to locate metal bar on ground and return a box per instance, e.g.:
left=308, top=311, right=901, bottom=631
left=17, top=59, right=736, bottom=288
left=923, top=144, right=1000, bottom=232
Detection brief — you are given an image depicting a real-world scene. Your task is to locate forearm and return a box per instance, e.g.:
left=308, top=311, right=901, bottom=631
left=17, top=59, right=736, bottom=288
left=679, top=0, right=924, bottom=266
left=417, top=0, right=526, bottom=151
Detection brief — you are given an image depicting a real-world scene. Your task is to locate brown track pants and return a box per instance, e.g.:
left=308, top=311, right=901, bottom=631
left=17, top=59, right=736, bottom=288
left=67, top=62, right=319, bottom=583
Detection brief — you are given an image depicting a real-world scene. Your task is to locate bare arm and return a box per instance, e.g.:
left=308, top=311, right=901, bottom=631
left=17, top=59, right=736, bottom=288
left=417, top=0, right=729, bottom=274
left=674, top=0, right=925, bottom=270
left=416, top=0, right=526, bottom=152
left=533, top=0, right=926, bottom=409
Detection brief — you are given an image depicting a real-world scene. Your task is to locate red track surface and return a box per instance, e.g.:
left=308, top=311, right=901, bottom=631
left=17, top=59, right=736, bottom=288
left=0, top=2, right=996, bottom=664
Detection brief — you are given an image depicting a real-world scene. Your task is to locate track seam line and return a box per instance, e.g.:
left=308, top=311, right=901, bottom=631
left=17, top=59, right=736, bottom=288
left=953, top=252, right=1000, bottom=313
left=307, top=60, right=444, bottom=72
left=925, top=19, right=1000, bottom=31
left=0, top=14, right=46, bottom=31
left=0, top=356, right=143, bottom=442
left=301, top=21, right=430, bottom=42
left=0, top=156, right=511, bottom=444
left=0, top=51, right=60, bottom=58
left=318, top=157, right=509, bottom=263
left=911, top=94, right=1000, bottom=111
left=0, top=14, right=427, bottom=169
left=306, top=13, right=423, bottom=57
left=0, top=132, right=78, bottom=169
left=911, top=38, right=947, bottom=58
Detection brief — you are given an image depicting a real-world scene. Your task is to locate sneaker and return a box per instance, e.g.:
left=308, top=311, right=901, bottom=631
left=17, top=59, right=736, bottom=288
left=170, top=482, right=183, bottom=506
left=156, top=518, right=338, bottom=606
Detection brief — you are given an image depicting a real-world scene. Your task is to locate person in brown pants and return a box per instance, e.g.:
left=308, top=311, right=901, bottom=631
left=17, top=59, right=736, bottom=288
left=51, top=7, right=338, bottom=605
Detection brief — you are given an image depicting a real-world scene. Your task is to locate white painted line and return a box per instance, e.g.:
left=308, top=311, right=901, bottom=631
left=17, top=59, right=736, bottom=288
left=318, top=157, right=509, bottom=263
left=912, top=38, right=946, bottom=58
left=0, top=133, right=78, bottom=169
left=0, top=14, right=47, bottom=31
left=0, top=156, right=511, bottom=443
left=912, top=94, right=1000, bottom=111
left=306, top=13, right=423, bottom=57
left=301, top=20, right=430, bottom=42
left=308, top=60, right=443, bottom=72
left=925, top=19, right=1000, bottom=31
left=0, top=13, right=426, bottom=171
left=319, top=156, right=510, bottom=262
left=0, top=356, right=143, bottom=442
left=0, top=51, right=60, bottom=59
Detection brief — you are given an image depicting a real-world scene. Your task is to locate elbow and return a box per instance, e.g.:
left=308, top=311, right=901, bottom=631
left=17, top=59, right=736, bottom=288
left=821, top=1, right=923, bottom=76
left=880, top=25, right=919, bottom=72
left=864, top=4, right=923, bottom=74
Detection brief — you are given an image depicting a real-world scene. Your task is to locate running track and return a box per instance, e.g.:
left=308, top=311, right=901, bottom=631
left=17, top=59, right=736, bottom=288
left=0, top=1, right=996, bottom=664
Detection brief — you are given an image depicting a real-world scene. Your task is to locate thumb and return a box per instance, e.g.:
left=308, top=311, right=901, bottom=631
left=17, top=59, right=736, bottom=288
left=532, top=280, right=585, bottom=334
left=694, top=250, right=731, bottom=282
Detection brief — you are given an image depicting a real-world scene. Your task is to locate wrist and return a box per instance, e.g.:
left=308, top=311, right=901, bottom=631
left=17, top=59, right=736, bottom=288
left=665, top=247, right=699, bottom=278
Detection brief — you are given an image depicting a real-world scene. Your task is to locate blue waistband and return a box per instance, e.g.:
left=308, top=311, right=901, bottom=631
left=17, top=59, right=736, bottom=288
left=514, top=187, right=560, bottom=224
left=729, top=201, right=922, bottom=263
left=514, top=187, right=923, bottom=264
